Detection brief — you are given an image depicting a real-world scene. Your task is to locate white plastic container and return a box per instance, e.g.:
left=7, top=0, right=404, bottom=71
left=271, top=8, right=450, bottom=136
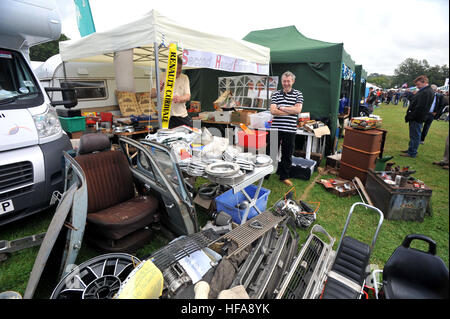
left=214, top=111, right=232, bottom=122
left=249, top=112, right=272, bottom=128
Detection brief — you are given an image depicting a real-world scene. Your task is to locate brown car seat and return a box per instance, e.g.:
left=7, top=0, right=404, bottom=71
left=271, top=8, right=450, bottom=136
left=75, top=133, right=159, bottom=252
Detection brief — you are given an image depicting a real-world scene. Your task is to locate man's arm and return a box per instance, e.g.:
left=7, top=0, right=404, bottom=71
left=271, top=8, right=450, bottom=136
left=280, top=103, right=303, bottom=115
left=173, top=93, right=191, bottom=103
left=270, top=103, right=289, bottom=115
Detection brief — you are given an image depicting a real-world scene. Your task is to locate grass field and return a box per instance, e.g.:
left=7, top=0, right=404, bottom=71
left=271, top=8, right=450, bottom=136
left=0, top=102, right=448, bottom=298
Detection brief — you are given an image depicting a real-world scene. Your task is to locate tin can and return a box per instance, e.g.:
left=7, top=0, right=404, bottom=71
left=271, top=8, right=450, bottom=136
left=395, top=175, right=402, bottom=186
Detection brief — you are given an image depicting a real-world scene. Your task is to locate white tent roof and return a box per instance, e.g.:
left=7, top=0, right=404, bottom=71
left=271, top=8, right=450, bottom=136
left=59, top=10, right=270, bottom=75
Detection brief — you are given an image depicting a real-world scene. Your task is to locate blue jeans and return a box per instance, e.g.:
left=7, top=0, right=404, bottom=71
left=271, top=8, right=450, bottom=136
left=407, top=120, right=423, bottom=157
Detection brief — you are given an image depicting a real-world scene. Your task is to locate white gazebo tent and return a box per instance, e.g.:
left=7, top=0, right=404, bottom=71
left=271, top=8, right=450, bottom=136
left=58, top=10, right=271, bottom=125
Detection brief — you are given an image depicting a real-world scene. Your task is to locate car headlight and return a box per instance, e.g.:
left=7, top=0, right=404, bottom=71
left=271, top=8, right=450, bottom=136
left=33, top=106, right=62, bottom=138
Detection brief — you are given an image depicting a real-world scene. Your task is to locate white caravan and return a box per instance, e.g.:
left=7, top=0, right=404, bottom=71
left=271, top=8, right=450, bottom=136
left=34, top=54, right=153, bottom=113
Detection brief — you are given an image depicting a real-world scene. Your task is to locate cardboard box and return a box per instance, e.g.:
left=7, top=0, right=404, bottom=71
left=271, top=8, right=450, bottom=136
left=240, top=110, right=257, bottom=125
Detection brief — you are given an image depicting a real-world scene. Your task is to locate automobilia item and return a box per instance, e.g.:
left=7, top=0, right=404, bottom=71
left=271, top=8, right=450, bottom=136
left=207, top=169, right=246, bottom=185
left=230, top=219, right=299, bottom=299
left=254, top=154, right=273, bottom=167
left=50, top=253, right=140, bottom=299
left=275, top=224, right=336, bottom=299
left=209, top=210, right=287, bottom=260
left=205, top=161, right=240, bottom=177
left=274, top=199, right=317, bottom=228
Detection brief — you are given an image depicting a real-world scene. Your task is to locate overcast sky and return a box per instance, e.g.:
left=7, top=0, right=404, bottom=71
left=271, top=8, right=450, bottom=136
left=55, top=0, right=449, bottom=77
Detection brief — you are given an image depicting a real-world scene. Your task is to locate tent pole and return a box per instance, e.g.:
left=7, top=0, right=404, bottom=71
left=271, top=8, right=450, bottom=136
left=154, top=42, right=162, bottom=128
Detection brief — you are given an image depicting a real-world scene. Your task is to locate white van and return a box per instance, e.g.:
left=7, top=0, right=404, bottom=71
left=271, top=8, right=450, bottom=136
left=0, top=0, right=74, bottom=225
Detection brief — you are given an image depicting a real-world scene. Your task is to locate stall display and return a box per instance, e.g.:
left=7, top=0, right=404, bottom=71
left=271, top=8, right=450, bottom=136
left=218, top=75, right=278, bottom=109
left=365, top=170, right=432, bottom=222
left=339, top=127, right=386, bottom=183
left=317, top=178, right=358, bottom=197
left=350, top=115, right=382, bottom=130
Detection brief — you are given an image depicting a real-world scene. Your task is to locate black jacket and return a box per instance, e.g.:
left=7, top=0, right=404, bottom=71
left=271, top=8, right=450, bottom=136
left=405, top=85, right=435, bottom=122
left=433, top=93, right=446, bottom=119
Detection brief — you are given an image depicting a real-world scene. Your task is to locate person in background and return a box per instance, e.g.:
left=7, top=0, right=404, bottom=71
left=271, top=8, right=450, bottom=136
left=268, top=71, right=303, bottom=186
left=386, top=90, right=393, bottom=104
left=151, top=55, right=192, bottom=128
left=432, top=134, right=449, bottom=170
left=401, top=75, right=435, bottom=158
left=420, top=84, right=445, bottom=144
left=394, top=89, right=400, bottom=105
left=402, top=89, right=412, bottom=108
left=366, top=87, right=377, bottom=112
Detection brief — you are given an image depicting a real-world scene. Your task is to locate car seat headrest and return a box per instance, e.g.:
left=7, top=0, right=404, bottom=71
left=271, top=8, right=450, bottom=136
left=78, top=133, right=111, bottom=155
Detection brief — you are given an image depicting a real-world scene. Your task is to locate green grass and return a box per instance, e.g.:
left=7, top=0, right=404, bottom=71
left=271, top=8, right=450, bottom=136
left=0, top=103, right=448, bottom=297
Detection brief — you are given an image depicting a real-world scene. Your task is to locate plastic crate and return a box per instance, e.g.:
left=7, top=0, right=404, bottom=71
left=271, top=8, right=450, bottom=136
left=58, top=116, right=86, bottom=133
left=237, top=130, right=267, bottom=149
left=249, top=112, right=272, bottom=128
left=290, top=157, right=316, bottom=180
left=214, top=184, right=270, bottom=224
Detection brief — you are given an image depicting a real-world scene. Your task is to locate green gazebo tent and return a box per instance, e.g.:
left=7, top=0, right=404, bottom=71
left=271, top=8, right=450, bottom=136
left=352, top=64, right=368, bottom=118
left=243, top=25, right=356, bottom=152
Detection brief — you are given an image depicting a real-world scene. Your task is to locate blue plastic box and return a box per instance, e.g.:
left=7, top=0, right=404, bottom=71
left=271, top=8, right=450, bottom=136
left=214, top=184, right=270, bottom=224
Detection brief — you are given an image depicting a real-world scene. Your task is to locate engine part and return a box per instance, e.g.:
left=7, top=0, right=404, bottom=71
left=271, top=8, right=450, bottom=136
left=202, top=220, right=232, bottom=235
left=50, top=253, right=140, bottom=299
left=198, top=183, right=219, bottom=199
left=162, top=262, right=192, bottom=295
left=214, top=211, right=232, bottom=226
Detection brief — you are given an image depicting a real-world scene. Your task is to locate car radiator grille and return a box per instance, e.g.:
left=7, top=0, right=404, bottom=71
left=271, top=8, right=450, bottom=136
left=0, top=161, right=33, bottom=199
left=281, top=236, right=324, bottom=299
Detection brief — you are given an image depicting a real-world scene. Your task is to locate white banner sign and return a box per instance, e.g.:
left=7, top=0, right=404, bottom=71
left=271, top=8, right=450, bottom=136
left=182, top=49, right=269, bottom=75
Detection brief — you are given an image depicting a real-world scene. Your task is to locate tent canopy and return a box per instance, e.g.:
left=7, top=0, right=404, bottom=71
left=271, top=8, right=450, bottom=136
left=243, top=26, right=356, bottom=152
left=58, top=10, right=270, bottom=75
left=243, top=25, right=354, bottom=68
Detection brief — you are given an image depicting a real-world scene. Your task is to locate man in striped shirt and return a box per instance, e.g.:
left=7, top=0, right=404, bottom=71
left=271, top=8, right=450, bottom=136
left=268, top=71, right=303, bottom=186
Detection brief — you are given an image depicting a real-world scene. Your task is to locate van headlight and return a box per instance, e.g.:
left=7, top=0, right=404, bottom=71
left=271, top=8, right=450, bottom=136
left=33, top=106, right=62, bottom=138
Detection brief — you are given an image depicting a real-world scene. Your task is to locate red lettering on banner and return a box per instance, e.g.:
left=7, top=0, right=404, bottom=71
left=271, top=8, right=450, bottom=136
left=182, top=49, right=188, bottom=65
left=215, top=55, right=222, bottom=68
left=233, top=59, right=237, bottom=71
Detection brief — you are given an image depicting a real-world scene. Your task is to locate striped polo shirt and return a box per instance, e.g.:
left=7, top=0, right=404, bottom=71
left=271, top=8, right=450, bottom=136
left=270, top=88, right=303, bottom=133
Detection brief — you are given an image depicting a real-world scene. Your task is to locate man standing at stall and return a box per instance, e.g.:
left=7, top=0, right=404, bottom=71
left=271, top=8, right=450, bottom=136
left=401, top=75, right=434, bottom=158
left=268, top=71, right=303, bottom=186
left=151, top=55, right=192, bottom=128
left=420, top=84, right=445, bottom=144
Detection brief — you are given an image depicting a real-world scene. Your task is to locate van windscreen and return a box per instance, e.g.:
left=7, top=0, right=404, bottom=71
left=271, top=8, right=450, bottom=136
left=0, top=49, right=43, bottom=108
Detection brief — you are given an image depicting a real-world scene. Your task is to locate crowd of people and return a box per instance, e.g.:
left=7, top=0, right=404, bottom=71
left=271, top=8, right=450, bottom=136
left=364, top=77, right=449, bottom=169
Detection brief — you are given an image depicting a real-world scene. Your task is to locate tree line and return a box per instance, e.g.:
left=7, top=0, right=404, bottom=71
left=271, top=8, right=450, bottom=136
left=369, top=58, right=448, bottom=89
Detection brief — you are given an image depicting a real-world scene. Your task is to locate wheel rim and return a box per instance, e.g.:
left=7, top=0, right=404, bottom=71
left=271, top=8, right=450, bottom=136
left=50, top=253, right=140, bottom=299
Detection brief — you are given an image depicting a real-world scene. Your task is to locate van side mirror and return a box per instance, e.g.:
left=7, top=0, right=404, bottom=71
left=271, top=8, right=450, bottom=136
left=44, top=87, right=78, bottom=108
